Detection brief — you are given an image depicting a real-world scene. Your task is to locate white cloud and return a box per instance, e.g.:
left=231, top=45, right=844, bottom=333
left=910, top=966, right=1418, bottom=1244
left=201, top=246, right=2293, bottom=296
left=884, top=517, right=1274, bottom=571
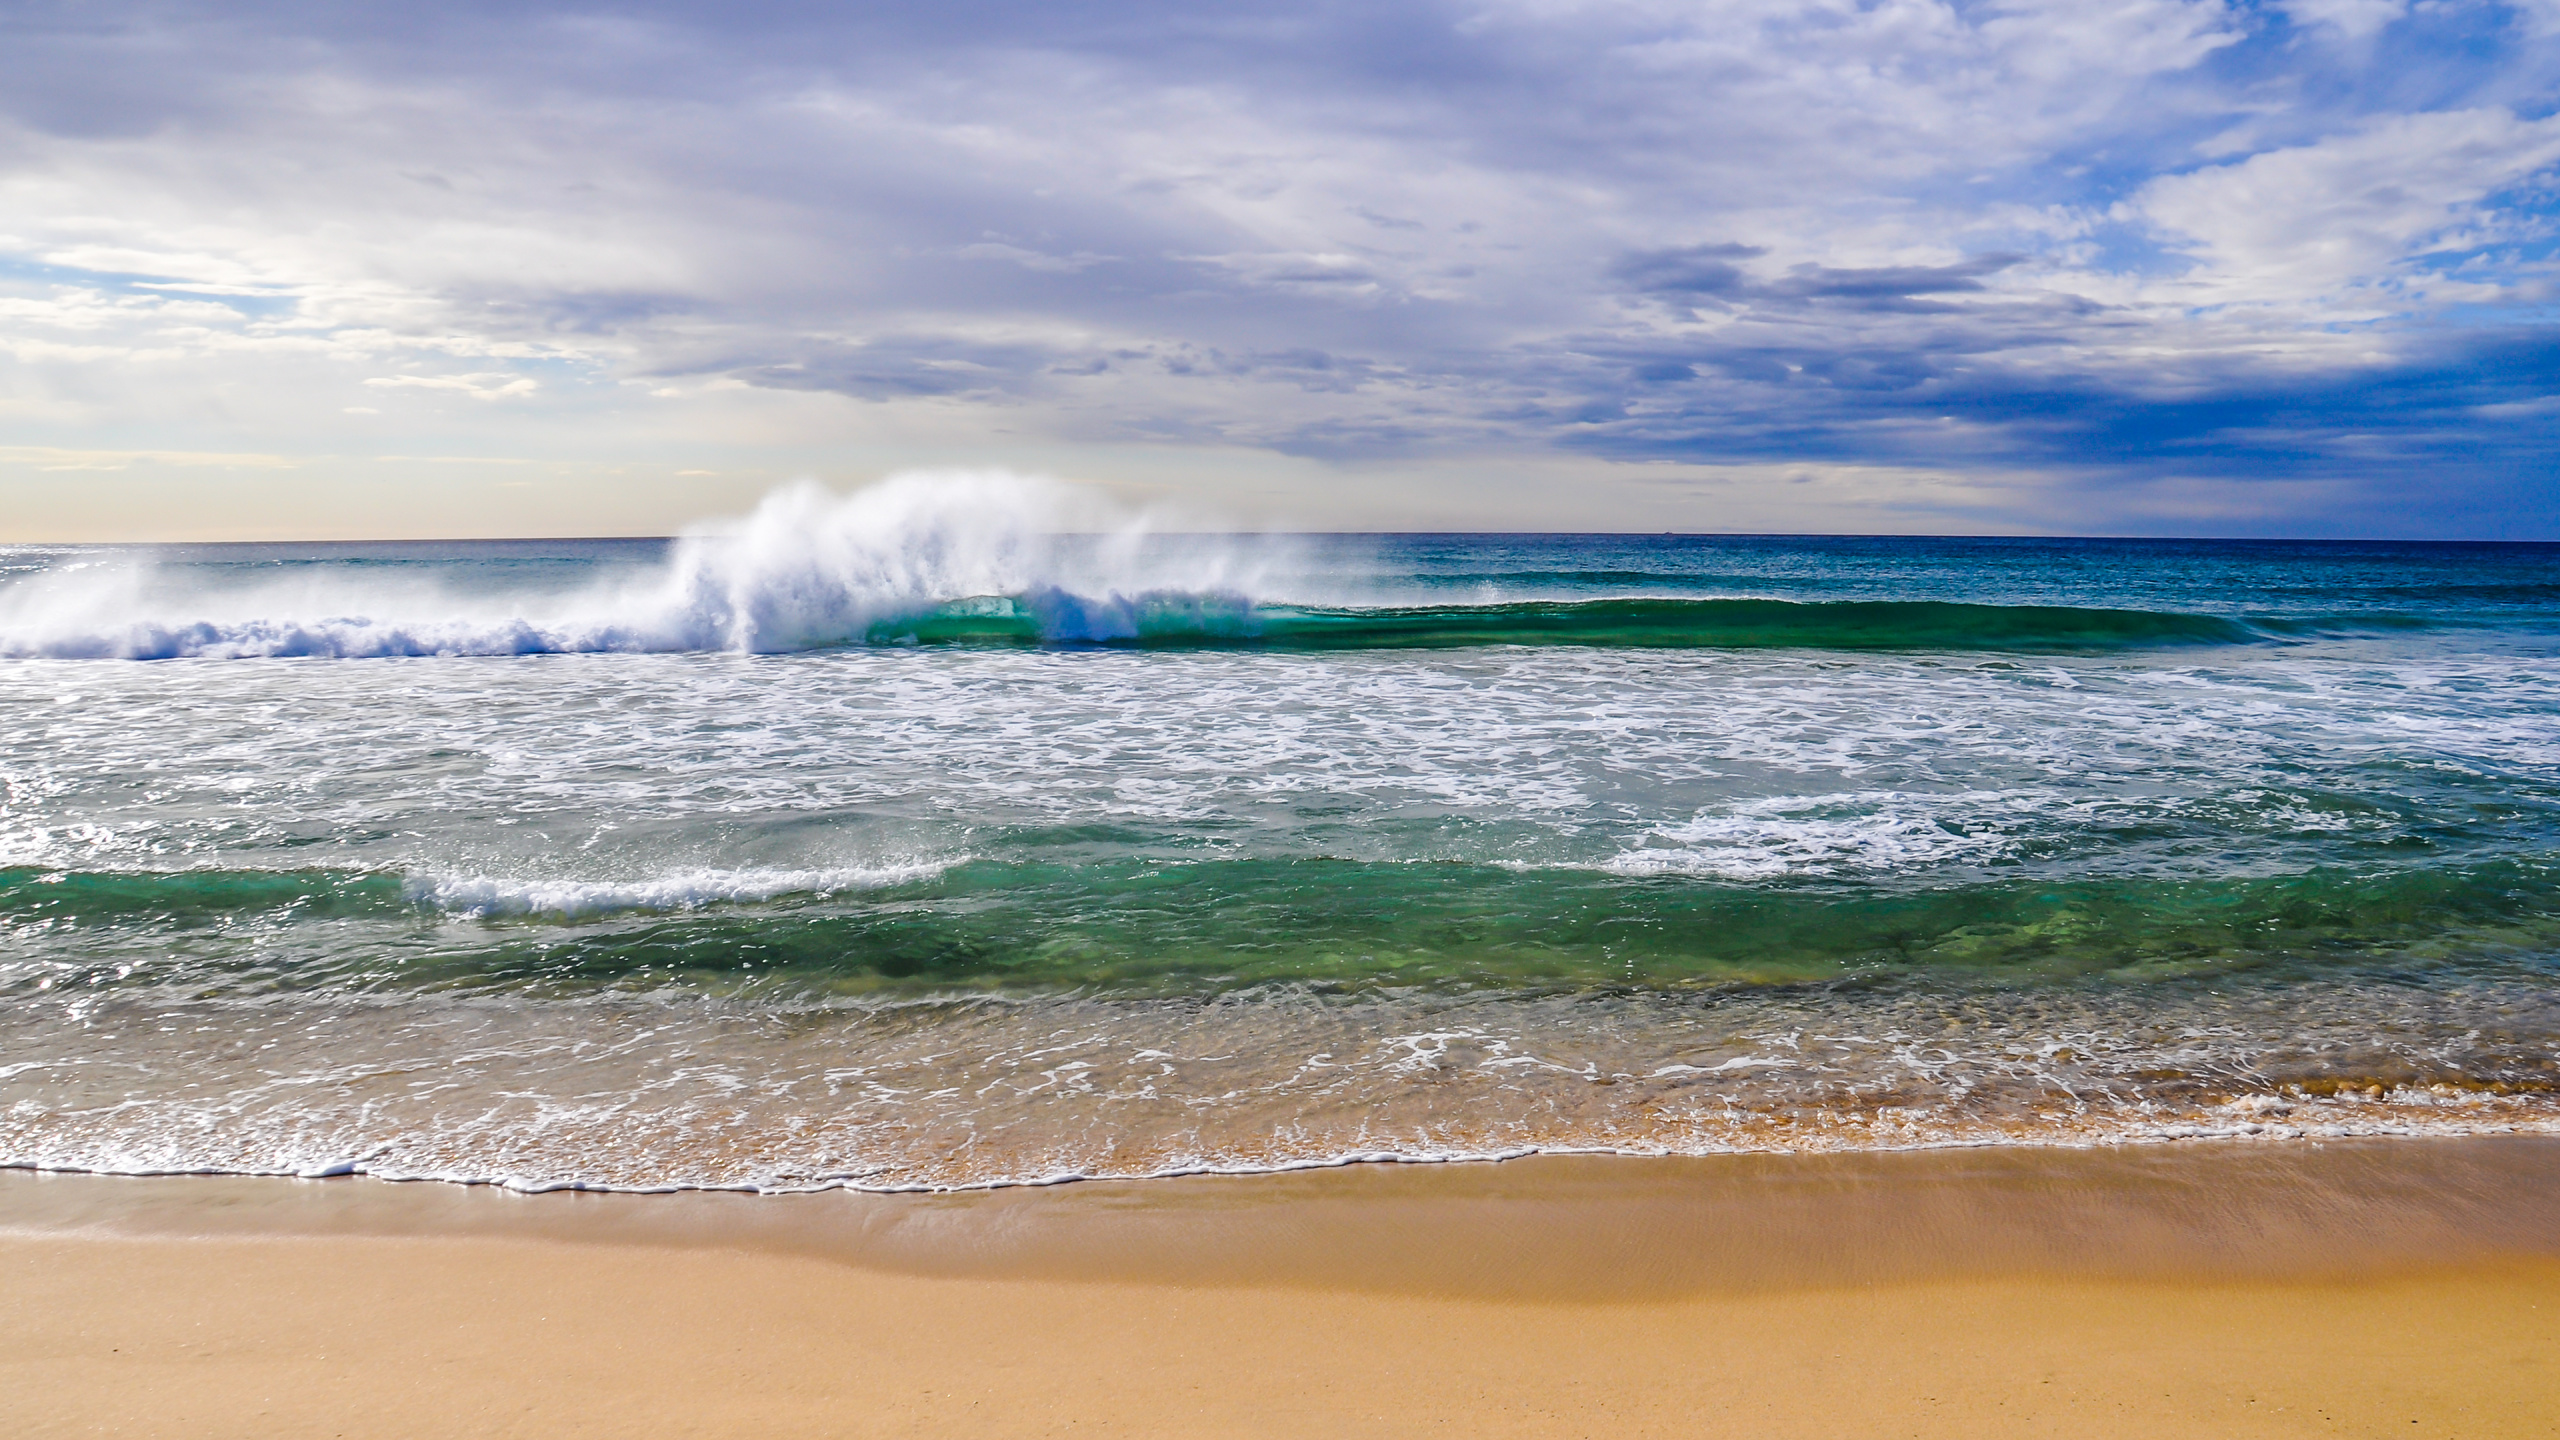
left=2133, top=107, right=2560, bottom=305
left=364, top=373, right=542, bottom=400
left=2511, top=0, right=2560, bottom=38
left=0, top=444, right=302, bottom=470
left=2278, top=0, right=2408, bottom=39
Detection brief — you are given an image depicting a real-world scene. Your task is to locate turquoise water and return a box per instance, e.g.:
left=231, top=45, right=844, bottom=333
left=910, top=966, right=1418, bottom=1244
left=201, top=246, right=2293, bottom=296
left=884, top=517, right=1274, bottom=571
left=3, top=484, right=2557, bottom=1190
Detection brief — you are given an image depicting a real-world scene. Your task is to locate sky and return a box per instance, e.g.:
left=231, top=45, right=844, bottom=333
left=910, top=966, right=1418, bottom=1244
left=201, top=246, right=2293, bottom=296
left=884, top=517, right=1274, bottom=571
left=3, top=0, right=2558, bottom=539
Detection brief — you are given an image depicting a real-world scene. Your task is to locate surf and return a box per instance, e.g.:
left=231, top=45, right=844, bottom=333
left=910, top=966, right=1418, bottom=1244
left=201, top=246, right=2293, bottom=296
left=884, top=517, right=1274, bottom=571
left=0, top=473, right=2268, bottom=658
left=18, top=855, right=2560, bottom=1000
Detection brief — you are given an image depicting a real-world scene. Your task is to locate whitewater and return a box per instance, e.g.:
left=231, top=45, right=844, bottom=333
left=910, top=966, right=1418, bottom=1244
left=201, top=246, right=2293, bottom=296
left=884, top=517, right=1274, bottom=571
left=4, top=473, right=2559, bottom=1191
left=0, top=474, right=1293, bottom=659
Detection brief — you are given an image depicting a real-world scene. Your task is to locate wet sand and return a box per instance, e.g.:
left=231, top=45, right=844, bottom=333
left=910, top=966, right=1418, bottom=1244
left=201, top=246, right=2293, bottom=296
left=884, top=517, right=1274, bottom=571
left=8, top=1139, right=2560, bottom=1437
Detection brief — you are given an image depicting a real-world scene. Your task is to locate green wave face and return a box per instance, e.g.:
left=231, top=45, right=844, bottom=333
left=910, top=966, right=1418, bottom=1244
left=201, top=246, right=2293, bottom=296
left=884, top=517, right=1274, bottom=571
left=14, top=857, right=2560, bottom=1000
left=0, top=866, right=409, bottom=925
left=1238, top=598, right=2260, bottom=652
left=863, top=595, right=2263, bottom=652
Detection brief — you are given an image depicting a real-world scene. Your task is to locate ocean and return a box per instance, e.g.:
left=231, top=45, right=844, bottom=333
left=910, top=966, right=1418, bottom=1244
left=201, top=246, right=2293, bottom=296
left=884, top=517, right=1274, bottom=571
left=4, top=475, right=2556, bottom=1192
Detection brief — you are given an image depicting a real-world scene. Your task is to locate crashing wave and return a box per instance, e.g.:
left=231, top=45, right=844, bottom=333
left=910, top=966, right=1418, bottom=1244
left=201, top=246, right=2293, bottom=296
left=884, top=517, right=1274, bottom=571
left=0, top=472, right=2257, bottom=658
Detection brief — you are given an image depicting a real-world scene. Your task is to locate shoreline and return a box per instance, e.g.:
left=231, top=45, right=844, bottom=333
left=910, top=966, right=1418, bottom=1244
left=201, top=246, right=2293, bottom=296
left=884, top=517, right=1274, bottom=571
left=7, top=1133, right=2560, bottom=1294
left=14, top=1097, right=2560, bottom=1197
left=10, top=1136, right=2560, bottom=1436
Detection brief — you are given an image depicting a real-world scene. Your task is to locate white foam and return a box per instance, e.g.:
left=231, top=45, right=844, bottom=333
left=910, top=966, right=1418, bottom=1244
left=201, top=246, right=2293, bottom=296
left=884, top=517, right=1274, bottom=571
left=6, top=974, right=2559, bottom=1195
left=1606, top=791, right=2024, bottom=879
left=0, top=472, right=1295, bottom=660
left=10, top=1103, right=2558, bottom=1197
left=1651, top=1058, right=1799, bottom=1075
left=411, top=862, right=947, bottom=918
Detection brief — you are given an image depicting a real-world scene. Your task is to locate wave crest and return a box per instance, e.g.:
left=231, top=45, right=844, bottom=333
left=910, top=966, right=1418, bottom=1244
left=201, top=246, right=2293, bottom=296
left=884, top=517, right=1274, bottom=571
left=0, top=472, right=1282, bottom=659
left=0, top=473, right=2257, bottom=658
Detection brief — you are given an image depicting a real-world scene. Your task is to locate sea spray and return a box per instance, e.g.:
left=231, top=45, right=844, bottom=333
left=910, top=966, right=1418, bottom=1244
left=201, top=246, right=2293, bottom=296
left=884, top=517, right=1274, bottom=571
left=647, top=472, right=1277, bottom=651
left=0, top=471, right=1299, bottom=658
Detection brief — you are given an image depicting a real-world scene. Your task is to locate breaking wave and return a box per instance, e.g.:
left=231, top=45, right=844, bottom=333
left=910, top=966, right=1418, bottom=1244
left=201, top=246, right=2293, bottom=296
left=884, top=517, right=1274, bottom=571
left=0, top=473, right=2266, bottom=658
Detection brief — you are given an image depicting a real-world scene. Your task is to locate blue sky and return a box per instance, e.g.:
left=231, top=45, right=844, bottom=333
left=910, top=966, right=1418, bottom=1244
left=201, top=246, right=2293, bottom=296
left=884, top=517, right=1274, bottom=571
left=2, top=0, right=2557, bottom=537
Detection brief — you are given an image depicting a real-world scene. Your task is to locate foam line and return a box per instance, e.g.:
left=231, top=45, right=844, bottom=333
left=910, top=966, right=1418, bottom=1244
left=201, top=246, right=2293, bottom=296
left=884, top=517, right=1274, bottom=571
left=410, top=863, right=950, bottom=918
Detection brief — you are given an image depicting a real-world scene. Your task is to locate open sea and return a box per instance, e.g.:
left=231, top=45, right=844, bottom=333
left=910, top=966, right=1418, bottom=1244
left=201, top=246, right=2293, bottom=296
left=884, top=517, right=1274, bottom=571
left=4, top=477, right=2558, bottom=1192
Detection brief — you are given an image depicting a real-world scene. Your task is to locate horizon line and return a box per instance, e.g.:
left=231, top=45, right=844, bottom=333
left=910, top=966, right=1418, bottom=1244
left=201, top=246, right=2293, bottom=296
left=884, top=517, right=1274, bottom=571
left=11, top=530, right=2560, bottom=548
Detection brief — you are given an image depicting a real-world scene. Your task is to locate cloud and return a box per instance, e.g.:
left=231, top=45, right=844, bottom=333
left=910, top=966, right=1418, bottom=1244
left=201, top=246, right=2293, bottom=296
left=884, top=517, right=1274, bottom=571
left=1613, top=244, right=1766, bottom=300
left=364, top=373, right=543, bottom=400
left=2278, top=0, right=2409, bottom=39
left=0, top=0, right=2557, bottom=534
left=952, top=242, right=1116, bottom=273
left=2132, top=107, right=2560, bottom=305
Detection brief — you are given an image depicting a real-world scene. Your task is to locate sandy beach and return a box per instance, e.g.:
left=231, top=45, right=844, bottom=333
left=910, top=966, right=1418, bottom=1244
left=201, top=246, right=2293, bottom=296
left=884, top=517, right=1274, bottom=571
left=9, top=1138, right=2559, bottom=1438
left=13, top=0, right=2560, bottom=1425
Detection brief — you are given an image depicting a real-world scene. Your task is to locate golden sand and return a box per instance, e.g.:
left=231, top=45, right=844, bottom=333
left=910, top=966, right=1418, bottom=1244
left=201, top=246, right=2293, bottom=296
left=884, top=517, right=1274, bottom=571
left=7, top=1140, right=2559, bottom=1438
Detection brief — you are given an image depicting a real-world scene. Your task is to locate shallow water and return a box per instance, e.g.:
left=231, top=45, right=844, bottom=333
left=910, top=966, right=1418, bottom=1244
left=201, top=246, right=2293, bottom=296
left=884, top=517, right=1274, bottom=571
left=4, top=480, right=2557, bottom=1190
